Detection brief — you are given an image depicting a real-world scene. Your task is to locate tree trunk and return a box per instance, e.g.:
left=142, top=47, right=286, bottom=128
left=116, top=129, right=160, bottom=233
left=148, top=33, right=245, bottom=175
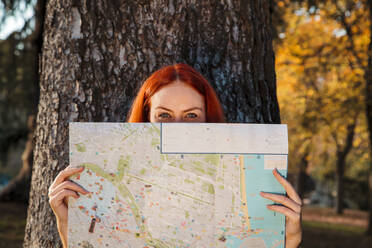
left=366, top=0, right=372, bottom=236
left=23, top=0, right=280, bottom=247
left=335, top=122, right=356, bottom=214
left=335, top=151, right=345, bottom=214
left=296, top=151, right=308, bottom=199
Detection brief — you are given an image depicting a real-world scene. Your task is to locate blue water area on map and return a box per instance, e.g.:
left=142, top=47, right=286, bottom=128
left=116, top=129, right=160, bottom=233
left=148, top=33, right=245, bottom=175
left=226, top=154, right=287, bottom=248
left=225, top=235, right=244, bottom=247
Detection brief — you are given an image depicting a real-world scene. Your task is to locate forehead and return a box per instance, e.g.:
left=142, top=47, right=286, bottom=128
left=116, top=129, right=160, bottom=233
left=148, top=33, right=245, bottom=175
left=150, top=81, right=205, bottom=110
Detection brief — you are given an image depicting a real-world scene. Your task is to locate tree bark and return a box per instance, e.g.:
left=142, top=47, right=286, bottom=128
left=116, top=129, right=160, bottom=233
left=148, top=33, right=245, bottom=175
left=335, top=121, right=356, bottom=214
left=366, top=0, right=372, bottom=236
left=296, top=150, right=308, bottom=199
left=23, top=0, right=280, bottom=247
left=335, top=150, right=345, bottom=214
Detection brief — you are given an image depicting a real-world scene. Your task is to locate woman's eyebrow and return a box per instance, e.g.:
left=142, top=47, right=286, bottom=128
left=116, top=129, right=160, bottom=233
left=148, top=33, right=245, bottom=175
left=155, top=106, right=203, bottom=113
left=182, top=107, right=203, bottom=112
left=155, top=106, right=173, bottom=112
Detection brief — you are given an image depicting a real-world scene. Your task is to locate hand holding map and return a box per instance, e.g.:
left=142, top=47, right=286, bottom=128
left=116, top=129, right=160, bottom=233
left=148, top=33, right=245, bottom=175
left=260, top=169, right=302, bottom=248
left=48, top=166, right=90, bottom=247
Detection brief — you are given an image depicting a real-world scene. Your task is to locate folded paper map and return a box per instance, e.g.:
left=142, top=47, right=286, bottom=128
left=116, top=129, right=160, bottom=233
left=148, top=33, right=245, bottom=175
left=68, top=123, right=288, bottom=248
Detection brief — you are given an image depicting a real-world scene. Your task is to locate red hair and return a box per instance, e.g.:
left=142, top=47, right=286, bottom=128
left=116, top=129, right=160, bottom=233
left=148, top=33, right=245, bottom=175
left=127, top=63, right=225, bottom=122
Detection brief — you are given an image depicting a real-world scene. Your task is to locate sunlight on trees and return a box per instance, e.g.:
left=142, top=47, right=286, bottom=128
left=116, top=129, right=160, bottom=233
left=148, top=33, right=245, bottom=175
left=275, top=0, right=370, bottom=212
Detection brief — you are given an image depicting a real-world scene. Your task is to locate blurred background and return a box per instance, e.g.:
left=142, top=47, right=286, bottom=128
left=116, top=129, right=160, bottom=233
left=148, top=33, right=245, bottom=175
left=0, top=0, right=371, bottom=247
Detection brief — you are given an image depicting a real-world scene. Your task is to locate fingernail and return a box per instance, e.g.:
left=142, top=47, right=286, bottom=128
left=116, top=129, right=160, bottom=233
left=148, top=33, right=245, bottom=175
left=274, top=168, right=282, bottom=176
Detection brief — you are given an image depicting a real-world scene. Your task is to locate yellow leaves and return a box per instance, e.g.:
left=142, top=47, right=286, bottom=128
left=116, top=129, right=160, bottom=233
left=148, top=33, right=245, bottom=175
left=276, top=0, right=369, bottom=178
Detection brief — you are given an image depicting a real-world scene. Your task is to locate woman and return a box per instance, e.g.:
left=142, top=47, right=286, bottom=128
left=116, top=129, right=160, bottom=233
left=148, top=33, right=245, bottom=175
left=48, top=63, right=302, bottom=248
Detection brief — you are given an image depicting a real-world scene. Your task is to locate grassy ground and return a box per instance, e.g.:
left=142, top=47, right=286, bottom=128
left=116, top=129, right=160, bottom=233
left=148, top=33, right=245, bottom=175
left=0, top=202, right=27, bottom=248
left=302, top=220, right=372, bottom=248
left=0, top=202, right=371, bottom=248
left=301, top=206, right=372, bottom=248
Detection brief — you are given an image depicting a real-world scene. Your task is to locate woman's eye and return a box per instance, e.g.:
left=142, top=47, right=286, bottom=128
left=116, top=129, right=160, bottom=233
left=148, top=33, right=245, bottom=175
left=185, top=113, right=198, bottom=119
left=158, top=113, right=172, bottom=119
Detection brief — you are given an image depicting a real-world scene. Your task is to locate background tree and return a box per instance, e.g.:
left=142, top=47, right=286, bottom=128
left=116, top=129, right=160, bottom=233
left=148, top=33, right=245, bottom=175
left=275, top=0, right=368, bottom=214
left=295, top=0, right=372, bottom=232
left=23, top=0, right=280, bottom=247
left=0, top=0, right=45, bottom=201
left=365, top=0, right=372, bottom=236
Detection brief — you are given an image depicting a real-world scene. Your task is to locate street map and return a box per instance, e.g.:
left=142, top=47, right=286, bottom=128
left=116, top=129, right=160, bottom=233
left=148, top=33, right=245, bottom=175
left=68, top=123, right=288, bottom=248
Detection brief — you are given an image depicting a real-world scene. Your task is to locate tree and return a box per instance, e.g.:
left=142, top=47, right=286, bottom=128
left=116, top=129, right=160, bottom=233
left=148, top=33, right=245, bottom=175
left=275, top=0, right=367, bottom=214
left=365, top=0, right=372, bottom=236
left=311, top=0, right=370, bottom=218
left=0, top=0, right=45, bottom=202
left=23, top=1, right=280, bottom=247
left=275, top=0, right=372, bottom=233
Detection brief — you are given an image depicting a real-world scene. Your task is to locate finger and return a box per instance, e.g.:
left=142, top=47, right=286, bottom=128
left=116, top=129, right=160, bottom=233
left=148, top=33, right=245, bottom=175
left=50, top=166, right=84, bottom=190
left=266, top=204, right=301, bottom=222
left=260, top=192, right=301, bottom=213
left=49, top=189, right=79, bottom=209
left=49, top=180, right=90, bottom=197
left=273, top=168, right=302, bottom=205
